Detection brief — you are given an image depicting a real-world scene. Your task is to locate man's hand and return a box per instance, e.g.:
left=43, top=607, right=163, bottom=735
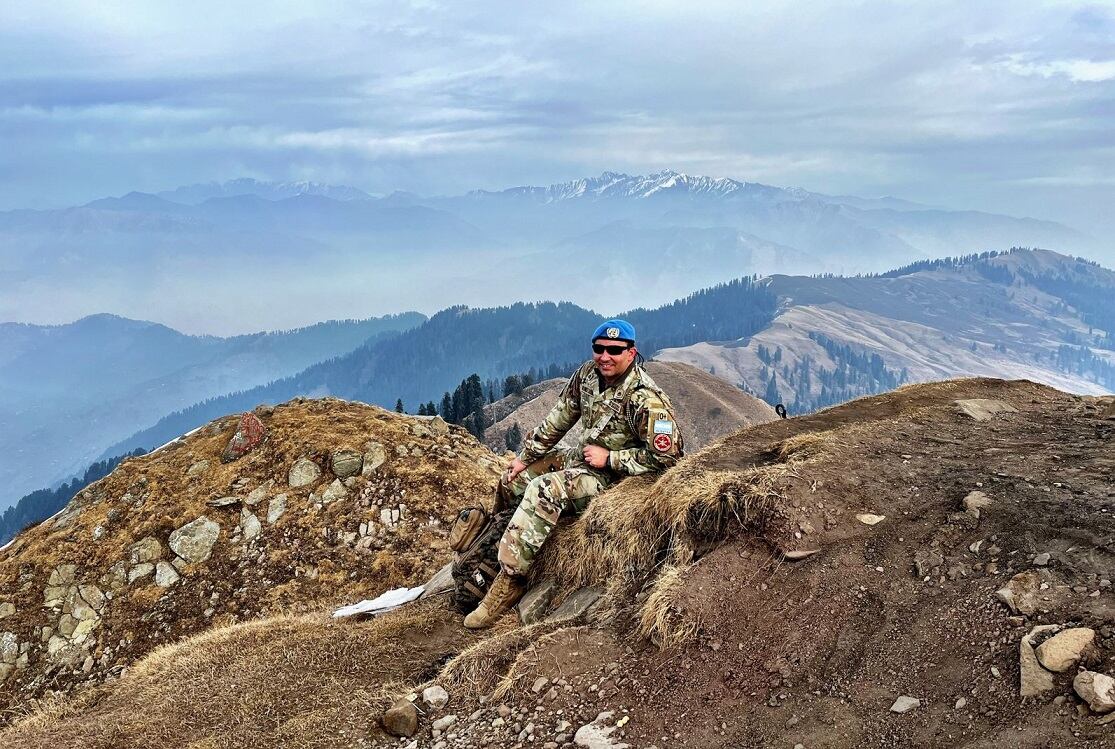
left=505, top=456, right=527, bottom=483
left=583, top=445, right=610, bottom=469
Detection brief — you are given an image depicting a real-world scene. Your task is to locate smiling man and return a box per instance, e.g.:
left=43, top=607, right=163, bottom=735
left=463, top=318, right=683, bottom=629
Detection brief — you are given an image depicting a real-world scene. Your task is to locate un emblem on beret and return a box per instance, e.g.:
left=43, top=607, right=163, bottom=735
left=606, top=327, right=620, bottom=339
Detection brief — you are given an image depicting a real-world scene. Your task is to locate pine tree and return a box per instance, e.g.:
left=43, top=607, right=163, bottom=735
left=426, top=401, right=437, bottom=416
left=441, top=392, right=453, bottom=422
left=395, top=398, right=405, bottom=413
left=763, top=373, right=781, bottom=406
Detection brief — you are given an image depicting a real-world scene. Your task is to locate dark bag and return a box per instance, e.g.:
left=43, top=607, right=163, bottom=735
left=449, top=507, right=515, bottom=613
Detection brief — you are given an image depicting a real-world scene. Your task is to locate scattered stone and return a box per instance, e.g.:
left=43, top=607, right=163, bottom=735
left=955, top=398, right=1017, bottom=421
left=245, top=480, right=273, bottom=506
left=1020, top=624, right=1060, bottom=697
left=962, top=491, right=992, bottom=519
left=128, top=536, right=163, bottom=564
left=856, top=513, right=886, bottom=526
left=429, top=416, right=450, bottom=435
left=890, top=696, right=920, bottom=713
left=186, top=460, right=209, bottom=478
left=321, top=479, right=348, bottom=503
left=431, top=714, right=456, bottom=731
left=996, top=571, right=1048, bottom=615
left=221, top=412, right=267, bottom=462
left=574, top=714, right=628, bottom=748
left=914, top=548, right=945, bottom=577
left=331, top=450, right=363, bottom=478
left=128, top=563, right=155, bottom=583
left=240, top=510, right=262, bottom=541
left=266, top=494, right=287, bottom=524
left=547, top=587, right=605, bottom=622
left=362, top=442, right=387, bottom=476
left=1037, top=628, right=1095, bottom=673
left=1074, top=671, right=1115, bottom=713
left=955, top=697, right=967, bottom=709
left=423, top=684, right=450, bottom=709
left=288, top=458, right=321, bottom=488
left=0, top=603, right=14, bottom=619
left=382, top=699, right=418, bottom=737
left=783, top=549, right=821, bottom=560
left=168, top=516, right=221, bottom=564
left=517, top=579, right=558, bottom=624
left=1033, top=552, right=1051, bottom=567
left=207, top=496, right=240, bottom=508
left=154, top=561, right=180, bottom=587
left=532, top=677, right=550, bottom=693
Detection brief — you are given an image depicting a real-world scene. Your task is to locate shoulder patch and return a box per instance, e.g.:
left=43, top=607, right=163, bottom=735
left=653, top=419, right=674, bottom=435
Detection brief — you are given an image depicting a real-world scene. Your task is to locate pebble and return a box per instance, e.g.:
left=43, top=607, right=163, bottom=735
left=422, top=685, right=450, bottom=709
left=1033, top=552, right=1051, bottom=566
left=955, top=697, right=967, bottom=709
left=890, top=696, right=921, bottom=713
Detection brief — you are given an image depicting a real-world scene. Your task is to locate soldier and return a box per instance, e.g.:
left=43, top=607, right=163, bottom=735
left=463, top=318, right=683, bottom=629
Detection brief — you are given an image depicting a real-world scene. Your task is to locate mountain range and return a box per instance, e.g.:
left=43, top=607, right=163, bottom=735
left=0, top=172, right=1101, bottom=333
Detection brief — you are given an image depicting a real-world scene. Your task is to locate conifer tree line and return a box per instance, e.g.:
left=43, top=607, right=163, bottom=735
left=0, top=449, right=147, bottom=546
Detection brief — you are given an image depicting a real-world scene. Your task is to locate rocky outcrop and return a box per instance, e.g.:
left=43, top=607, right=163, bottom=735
left=221, top=412, right=267, bottom=463
left=169, top=517, right=220, bottom=564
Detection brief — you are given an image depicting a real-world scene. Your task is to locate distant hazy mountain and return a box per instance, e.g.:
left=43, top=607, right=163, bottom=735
left=0, top=312, right=424, bottom=511
left=157, top=178, right=373, bottom=204
left=657, top=248, right=1115, bottom=411
left=0, top=171, right=1100, bottom=333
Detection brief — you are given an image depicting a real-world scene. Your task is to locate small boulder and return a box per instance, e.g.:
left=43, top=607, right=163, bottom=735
left=186, top=460, right=210, bottom=478
left=1074, top=671, right=1115, bottom=713
left=244, top=480, right=273, bottom=506
left=422, top=684, right=449, bottom=709
left=321, top=479, right=348, bottom=503
left=995, top=570, right=1047, bottom=615
left=962, top=491, right=992, bottom=519
left=154, top=561, right=180, bottom=587
left=1033, top=552, right=1051, bottom=566
left=429, top=416, right=450, bottom=435
left=1020, top=625, right=1059, bottom=697
left=362, top=443, right=387, bottom=476
left=207, top=496, right=240, bottom=508
left=382, top=699, right=418, bottom=737
left=128, top=563, right=155, bottom=583
left=288, top=458, right=321, bottom=488
left=1036, top=627, right=1095, bottom=673
left=331, top=450, right=363, bottom=478
left=266, top=494, right=287, bottom=524
left=0, top=603, right=15, bottom=619
left=955, top=398, right=1017, bottom=421
left=240, top=510, right=262, bottom=541
left=856, top=513, right=886, bottom=526
left=168, top=516, right=221, bottom=564
left=889, top=696, right=920, bottom=714
left=128, top=536, right=163, bottom=565
left=431, top=714, right=456, bottom=731
left=221, top=412, right=267, bottom=463
left=517, top=579, right=557, bottom=625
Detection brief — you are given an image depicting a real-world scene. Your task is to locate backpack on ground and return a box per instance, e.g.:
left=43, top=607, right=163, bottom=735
left=448, top=505, right=514, bottom=613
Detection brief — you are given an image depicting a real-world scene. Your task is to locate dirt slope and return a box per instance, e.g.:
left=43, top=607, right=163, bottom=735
left=0, top=398, right=503, bottom=718
left=484, top=360, right=778, bottom=453
left=5, top=379, right=1115, bottom=749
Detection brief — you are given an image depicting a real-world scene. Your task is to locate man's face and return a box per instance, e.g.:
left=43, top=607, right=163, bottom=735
left=592, top=338, right=637, bottom=379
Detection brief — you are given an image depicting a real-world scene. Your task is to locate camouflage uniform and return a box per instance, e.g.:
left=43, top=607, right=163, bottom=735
left=497, top=360, right=682, bottom=576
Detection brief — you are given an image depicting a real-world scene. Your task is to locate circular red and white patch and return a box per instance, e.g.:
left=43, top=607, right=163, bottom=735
left=653, top=433, right=672, bottom=452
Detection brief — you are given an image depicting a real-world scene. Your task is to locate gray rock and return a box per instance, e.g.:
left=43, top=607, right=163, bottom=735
left=321, top=479, right=348, bottom=503
left=207, top=496, right=240, bottom=508
left=517, top=579, right=557, bottom=625
left=168, top=516, right=221, bottom=564
left=240, top=510, right=262, bottom=541
left=547, top=587, right=605, bottom=622
left=995, top=570, right=1047, bottom=615
left=955, top=398, right=1018, bottom=421
left=889, top=696, right=920, bottom=713
left=1074, top=671, right=1115, bottom=713
left=1020, top=624, right=1059, bottom=697
left=245, top=480, right=273, bottom=506
left=1037, top=627, right=1095, bottom=673
left=1033, top=552, right=1051, bottom=566
left=288, top=458, right=321, bottom=488
left=362, top=443, right=387, bottom=476
left=128, top=563, right=155, bottom=583
left=154, top=561, right=180, bottom=587
left=431, top=714, right=457, bottom=731
left=0, top=603, right=15, bottom=619
left=331, top=450, right=363, bottom=478
left=962, top=491, right=992, bottom=519
left=129, top=536, right=163, bottom=564
left=429, top=416, right=450, bottom=435
left=423, top=684, right=450, bottom=709
left=267, top=494, right=287, bottom=524
left=48, top=564, right=77, bottom=587
left=186, top=460, right=210, bottom=478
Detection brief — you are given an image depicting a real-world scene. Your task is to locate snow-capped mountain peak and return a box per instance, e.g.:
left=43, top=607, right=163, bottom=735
left=473, top=170, right=808, bottom=203
left=157, top=179, right=372, bottom=205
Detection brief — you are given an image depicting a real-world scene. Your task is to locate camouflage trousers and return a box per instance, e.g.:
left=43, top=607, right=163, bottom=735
left=496, top=449, right=614, bottom=577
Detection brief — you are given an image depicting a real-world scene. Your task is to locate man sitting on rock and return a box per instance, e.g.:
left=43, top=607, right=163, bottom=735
left=464, top=319, right=683, bottom=629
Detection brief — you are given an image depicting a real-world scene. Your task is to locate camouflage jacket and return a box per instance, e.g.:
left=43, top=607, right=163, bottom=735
left=517, top=360, right=683, bottom=476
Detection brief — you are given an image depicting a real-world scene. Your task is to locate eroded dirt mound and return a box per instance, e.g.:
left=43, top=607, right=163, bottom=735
left=5, top=379, right=1115, bottom=749
left=485, top=360, right=778, bottom=453
left=0, top=398, right=502, bottom=719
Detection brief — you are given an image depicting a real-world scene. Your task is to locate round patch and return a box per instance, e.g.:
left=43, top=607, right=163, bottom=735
left=653, top=433, right=672, bottom=452
left=606, top=327, right=620, bottom=339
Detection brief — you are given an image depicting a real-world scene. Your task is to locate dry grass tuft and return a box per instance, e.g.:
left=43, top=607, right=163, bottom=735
left=637, top=563, right=699, bottom=649
left=435, top=619, right=565, bottom=696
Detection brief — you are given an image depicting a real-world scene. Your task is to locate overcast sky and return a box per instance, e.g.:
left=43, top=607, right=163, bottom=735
left=2, top=0, right=1114, bottom=236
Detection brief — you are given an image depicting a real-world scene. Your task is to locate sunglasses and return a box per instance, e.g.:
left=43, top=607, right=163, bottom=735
left=592, top=343, right=631, bottom=355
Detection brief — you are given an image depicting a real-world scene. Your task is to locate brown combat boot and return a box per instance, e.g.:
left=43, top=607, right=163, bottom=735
left=463, top=572, right=527, bottom=629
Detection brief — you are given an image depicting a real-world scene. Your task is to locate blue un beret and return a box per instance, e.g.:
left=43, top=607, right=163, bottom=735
left=591, top=319, right=636, bottom=344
